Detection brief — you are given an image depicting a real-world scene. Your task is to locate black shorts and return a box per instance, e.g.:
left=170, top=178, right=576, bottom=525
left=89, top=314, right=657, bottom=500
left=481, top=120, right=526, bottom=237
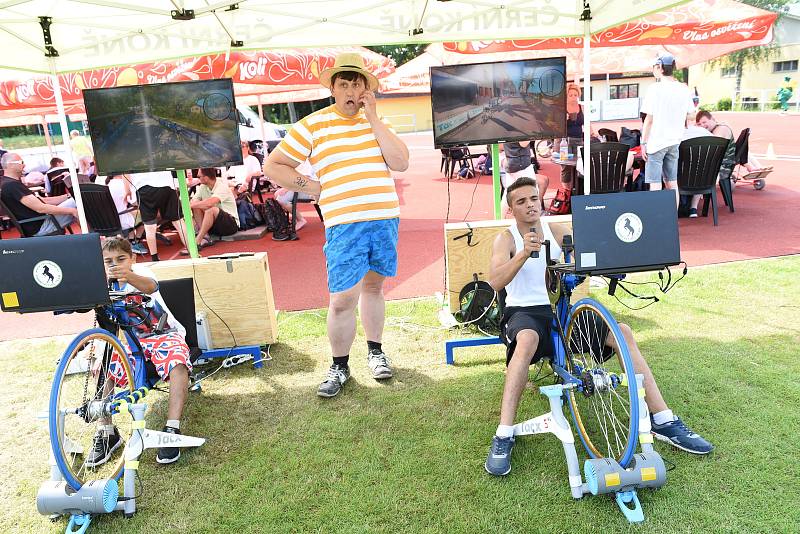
left=137, top=185, right=181, bottom=225
left=210, top=209, right=239, bottom=237
left=501, top=305, right=556, bottom=366
left=501, top=305, right=614, bottom=366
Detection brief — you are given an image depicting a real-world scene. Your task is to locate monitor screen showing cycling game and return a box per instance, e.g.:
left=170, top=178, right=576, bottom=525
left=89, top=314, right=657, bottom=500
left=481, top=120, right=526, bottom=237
left=83, top=79, right=243, bottom=175
left=430, top=57, right=567, bottom=148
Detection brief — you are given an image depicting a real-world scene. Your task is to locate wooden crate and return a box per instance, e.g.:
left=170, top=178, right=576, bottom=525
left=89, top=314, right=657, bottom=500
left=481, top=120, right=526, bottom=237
left=444, top=215, right=583, bottom=312
left=145, top=252, right=278, bottom=347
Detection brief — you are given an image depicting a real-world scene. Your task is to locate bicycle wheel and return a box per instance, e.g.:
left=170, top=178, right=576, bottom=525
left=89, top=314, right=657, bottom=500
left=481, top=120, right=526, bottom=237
left=535, top=139, right=553, bottom=158
left=563, top=299, right=639, bottom=467
left=49, top=328, right=134, bottom=490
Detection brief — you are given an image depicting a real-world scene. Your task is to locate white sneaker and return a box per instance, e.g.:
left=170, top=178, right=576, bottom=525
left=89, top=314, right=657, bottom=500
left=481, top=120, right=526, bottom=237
left=367, top=350, right=393, bottom=380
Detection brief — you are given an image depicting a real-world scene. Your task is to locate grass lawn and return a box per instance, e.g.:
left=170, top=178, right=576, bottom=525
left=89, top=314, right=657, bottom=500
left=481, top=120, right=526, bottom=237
left=1, top=256, right=799, bottom=533
left=2, top=134, right=64, bottom=150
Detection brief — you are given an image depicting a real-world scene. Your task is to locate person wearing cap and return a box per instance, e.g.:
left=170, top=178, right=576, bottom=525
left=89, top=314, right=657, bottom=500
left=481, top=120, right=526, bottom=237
left=777, top=76, right=795, bottom=113
left=264, top=52, right=409, bottom=398
left=640, top=54, right=695, bottom=205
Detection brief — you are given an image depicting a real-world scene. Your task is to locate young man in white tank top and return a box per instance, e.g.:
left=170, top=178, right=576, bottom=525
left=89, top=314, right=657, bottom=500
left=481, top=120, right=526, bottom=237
left=484, top=177, right=713, bottom=477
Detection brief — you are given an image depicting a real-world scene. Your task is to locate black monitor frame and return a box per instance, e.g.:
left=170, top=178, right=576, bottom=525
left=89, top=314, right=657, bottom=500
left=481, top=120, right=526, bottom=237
left=430, top=56, right=567, bottom=149
left=83, top=78, right=243, bottom=175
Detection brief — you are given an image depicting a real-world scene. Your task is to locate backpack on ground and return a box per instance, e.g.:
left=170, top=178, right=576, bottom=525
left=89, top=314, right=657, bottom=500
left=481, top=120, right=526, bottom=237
left=257, top=198, right=290, bottom=234
left=236, top=194, right=263, bottom=230
left=547, top=186, right=572, bottom=215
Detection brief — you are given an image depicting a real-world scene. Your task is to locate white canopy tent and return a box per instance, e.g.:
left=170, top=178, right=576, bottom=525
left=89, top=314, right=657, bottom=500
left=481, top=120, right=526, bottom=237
left=0, top=0, right=690, bottom=236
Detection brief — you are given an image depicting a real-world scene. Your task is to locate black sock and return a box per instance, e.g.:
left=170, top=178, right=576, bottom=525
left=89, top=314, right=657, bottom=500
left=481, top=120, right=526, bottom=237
left=367, top=341, right=382, bottom=354
left=150, top=253, right=160, bottom=262
left=333, top=355, right=349, bottom=368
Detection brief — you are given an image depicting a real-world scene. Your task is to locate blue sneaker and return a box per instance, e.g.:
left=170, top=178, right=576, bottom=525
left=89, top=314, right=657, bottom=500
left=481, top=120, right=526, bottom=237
left=131, top=242, right=148, bottom=255
left=651, top=416, right=714, bottom=455
left=485, top=435, right=515, bottom=476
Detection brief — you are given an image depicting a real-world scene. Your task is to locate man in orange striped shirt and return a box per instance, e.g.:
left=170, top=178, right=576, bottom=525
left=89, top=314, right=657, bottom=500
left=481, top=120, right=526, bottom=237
left=264, top=53, right=409, bottom=397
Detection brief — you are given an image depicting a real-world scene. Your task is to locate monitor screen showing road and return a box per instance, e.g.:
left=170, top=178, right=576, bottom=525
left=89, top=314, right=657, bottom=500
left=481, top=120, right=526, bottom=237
left=430, top=57, right=567, bottom=149
left=83, top=78, right=243, bottom=175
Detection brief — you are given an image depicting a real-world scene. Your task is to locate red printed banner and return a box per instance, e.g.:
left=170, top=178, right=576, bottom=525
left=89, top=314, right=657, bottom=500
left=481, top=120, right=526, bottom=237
left=0, top=47, right=394, bottom=112
left=442, top=0, right=776, bottom=53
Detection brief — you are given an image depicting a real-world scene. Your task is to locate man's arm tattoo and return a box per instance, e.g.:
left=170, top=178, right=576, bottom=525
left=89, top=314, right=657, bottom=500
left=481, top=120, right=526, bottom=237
left=294, top=175, right=308, bottom=189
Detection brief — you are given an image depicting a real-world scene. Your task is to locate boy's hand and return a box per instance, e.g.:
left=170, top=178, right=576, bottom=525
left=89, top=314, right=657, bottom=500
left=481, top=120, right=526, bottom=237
left=107, top=263, right=132, bottom=285
left=522, top=231, right=542, bottom=256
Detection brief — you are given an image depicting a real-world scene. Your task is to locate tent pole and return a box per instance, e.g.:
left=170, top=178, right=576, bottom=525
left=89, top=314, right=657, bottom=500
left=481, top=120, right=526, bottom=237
left=176, top=169, right=199, bottom=259
left=257, top=94, right=266, bottom=143
left=41, top=116, right=54, bottom=155
left=49, top=58, right=88, bottom=233
left=582, top=8, right=592, bottom=196
left=492, top=144, right=501, bottom=219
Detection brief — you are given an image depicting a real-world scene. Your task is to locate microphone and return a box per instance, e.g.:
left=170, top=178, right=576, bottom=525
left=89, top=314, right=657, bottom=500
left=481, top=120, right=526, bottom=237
left=529, top=227, right=539, bottom=259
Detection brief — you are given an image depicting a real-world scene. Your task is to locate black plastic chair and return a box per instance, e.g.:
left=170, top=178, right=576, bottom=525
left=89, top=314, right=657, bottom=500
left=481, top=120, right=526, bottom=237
left=734, top=127, right=751, bottom=167
left=579, top=142, right=630, bottom=194
left=289, top=192, right=324, bottom=239
left=444, top=146, right=474, bottom=179
left=716, top=136, right=737, bottom=213
left=78, top=182, right=138, bottom=237
left=0, top=196, right=69, bottom=237
left=677, top=137, right=729, bottom=226
left=598, top=128, right=619, bottom=143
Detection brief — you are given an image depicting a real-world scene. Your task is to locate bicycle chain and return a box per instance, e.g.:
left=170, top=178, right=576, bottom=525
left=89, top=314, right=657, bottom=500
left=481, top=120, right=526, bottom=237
left=80, top=314, right=100, bottom=406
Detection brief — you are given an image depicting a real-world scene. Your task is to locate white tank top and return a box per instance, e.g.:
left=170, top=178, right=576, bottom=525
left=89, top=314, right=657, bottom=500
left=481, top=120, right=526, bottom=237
left=505, top=223, right=562, bottom=307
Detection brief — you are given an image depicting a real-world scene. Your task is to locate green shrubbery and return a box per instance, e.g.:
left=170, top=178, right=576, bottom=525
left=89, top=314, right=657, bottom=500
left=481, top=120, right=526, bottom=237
left=717, top=97, right=732, bottom=111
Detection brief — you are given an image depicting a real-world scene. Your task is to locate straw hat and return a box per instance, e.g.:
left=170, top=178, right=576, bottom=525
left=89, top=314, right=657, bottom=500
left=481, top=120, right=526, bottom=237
left=319, top=52, right=379, bottom=91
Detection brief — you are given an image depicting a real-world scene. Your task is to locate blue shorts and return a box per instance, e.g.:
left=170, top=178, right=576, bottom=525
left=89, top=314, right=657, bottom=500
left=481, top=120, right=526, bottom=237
left=644, top=144, right=679, bottom=184
left=323, top=218, right=399, bottom=293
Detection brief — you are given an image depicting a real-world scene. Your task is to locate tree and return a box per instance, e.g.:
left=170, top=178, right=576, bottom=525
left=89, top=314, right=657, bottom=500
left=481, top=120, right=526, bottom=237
left=366, top=44, right=427, bottom=67
left=707, top=0, right=792, bottom=105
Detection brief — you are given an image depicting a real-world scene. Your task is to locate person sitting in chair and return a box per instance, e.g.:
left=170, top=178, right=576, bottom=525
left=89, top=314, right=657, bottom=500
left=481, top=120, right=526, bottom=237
left=696, top=110, right=770, bottom=175
left=273, top=159, right=319, bottom=233
left=226, top=140, right=263, bottom=193
left=484, top=177, right=713, bottom=477
left=88, top=237, right=193, bottom=466
left=0, top=152, right=77, bottom=236
left=184, top=167, right=240, bottom=253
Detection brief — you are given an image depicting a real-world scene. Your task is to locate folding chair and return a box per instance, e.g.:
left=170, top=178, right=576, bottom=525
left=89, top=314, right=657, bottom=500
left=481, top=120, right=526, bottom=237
left=78, top=183, right=139, bottom=237
left=0, top=196, right=71, bottom=237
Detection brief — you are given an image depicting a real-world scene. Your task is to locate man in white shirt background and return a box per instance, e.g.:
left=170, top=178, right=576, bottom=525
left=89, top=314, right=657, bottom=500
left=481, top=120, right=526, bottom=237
left=226, top=140, right=263, bottom=193
left=640, top=54, right=696, bottom=206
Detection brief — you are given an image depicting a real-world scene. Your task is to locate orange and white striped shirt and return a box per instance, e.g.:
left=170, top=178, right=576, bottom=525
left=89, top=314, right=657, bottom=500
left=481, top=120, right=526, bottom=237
left=276, top=104, right=399, bottom=228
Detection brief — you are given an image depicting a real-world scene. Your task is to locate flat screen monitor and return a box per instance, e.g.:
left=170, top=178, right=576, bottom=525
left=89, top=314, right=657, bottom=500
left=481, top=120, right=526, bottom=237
left=430, top=57, right=567, bottom=149
left=83, top=78, right=243, bottom=175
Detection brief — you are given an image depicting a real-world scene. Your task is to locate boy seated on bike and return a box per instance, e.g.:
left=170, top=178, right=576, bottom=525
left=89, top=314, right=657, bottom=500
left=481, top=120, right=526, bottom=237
left=86, top=236, right=193, bottom=467
left=484, top=177, right=713, bottom=477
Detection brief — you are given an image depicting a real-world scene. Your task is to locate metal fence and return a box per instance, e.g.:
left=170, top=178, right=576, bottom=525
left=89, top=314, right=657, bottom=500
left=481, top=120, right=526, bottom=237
left=731, top=90, right=799, bottom=112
